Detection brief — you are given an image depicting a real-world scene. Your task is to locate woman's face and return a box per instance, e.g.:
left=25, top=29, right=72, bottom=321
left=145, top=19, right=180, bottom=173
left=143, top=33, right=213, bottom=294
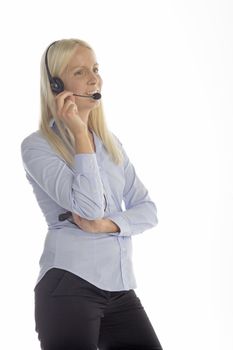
left=61, top=45, right=103, bottom=112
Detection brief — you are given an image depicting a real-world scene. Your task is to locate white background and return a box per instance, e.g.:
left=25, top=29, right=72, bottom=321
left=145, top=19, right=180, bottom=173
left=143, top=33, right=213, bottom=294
left=0, top=0, right=232, bottom=349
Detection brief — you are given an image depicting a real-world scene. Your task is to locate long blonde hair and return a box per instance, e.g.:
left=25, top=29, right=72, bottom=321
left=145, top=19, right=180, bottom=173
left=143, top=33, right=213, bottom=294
left=39, top=38, right=123, bottom=167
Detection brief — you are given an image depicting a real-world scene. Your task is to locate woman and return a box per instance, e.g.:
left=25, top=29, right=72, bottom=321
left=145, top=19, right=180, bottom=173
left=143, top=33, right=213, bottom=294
left=21, top=38, right=163, bottom=350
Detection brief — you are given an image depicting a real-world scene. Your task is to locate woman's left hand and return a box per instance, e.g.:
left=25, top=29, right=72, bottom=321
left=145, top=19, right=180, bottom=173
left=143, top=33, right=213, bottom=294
left=72, top=213, right=120, bottom=234
left=72, top=213, right=102, bottom=233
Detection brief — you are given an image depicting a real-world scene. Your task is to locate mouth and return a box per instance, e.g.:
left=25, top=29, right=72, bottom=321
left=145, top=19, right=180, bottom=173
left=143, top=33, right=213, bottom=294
left=86, top=89, right=100, bottom=95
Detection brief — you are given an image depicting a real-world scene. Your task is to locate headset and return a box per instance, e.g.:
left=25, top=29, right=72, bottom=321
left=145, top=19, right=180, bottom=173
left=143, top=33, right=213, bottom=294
left=45, top=41, right=65, bottom=94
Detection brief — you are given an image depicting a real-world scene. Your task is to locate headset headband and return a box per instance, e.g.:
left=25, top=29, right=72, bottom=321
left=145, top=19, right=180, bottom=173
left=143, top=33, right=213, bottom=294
left=45, top=41, right=64, bottom=94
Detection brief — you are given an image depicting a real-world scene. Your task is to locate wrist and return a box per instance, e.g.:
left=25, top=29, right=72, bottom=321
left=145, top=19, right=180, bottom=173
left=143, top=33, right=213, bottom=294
left=73, top=128, right=89, bottom=140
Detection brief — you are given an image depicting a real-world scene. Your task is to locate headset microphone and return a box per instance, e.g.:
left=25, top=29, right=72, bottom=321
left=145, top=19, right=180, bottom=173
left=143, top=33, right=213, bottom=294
left=73, top=92, right=102, bottom=100
left=45, top=41, right=101, bottom=100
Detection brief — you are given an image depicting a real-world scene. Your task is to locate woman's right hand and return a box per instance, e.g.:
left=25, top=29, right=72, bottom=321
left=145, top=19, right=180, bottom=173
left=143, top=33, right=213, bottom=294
left=54, top=91, right=88, bottom=135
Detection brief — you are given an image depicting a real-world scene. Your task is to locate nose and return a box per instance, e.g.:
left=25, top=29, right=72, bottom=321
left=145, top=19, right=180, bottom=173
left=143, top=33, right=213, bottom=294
left=87, top=70, right=98, bottom=84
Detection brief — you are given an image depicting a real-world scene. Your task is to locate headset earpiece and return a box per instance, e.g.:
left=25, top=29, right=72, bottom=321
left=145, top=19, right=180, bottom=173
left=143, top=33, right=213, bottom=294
left=45, top=41, right=65, bottom=95
left=50, top=77, right=64, bottom=94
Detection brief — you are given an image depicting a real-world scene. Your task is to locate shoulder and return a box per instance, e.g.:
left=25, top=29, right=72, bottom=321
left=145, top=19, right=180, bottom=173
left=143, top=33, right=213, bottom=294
left=21, top=130, right=50, bottom=150
left=20, top=130, right=55, bottom=158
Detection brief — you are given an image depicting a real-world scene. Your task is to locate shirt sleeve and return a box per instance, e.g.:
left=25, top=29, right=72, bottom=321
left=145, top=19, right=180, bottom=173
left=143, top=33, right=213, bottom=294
left=106, top=135, right=158, bottom=237
left=21, top=133, right=105, bottom=220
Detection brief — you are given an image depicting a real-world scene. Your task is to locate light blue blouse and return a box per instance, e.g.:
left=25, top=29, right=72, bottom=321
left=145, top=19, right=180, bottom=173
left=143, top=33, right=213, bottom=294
left=20, top=119, right=158, bottom=291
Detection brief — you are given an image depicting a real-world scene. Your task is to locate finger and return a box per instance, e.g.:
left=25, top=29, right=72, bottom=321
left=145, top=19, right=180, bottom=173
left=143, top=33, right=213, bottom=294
left=62, top=100, right=78, bottom=116
left=56, top=96, right=75, bottom=117
left=55, top=90, right=74, bottom=101
left=55, top=91, right=75, bottom=114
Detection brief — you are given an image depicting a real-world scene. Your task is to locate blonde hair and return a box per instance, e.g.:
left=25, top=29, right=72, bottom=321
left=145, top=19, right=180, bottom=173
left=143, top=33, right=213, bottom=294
left=39, top=38, right=123, bottom=167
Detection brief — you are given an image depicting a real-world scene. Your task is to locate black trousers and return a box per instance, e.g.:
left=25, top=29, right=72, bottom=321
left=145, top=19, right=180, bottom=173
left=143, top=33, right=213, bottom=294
left=34, top=268, right=163, bottom=350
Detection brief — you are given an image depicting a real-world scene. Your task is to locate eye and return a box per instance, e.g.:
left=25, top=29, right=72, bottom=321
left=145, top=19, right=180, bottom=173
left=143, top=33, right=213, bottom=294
left=74, top=70, right=83, bottom=76
left=74, top=67, right=99, bottom=76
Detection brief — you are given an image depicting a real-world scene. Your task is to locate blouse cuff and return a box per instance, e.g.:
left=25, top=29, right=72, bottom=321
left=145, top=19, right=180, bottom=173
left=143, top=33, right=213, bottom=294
left=107, top=212, right=132, bottom=237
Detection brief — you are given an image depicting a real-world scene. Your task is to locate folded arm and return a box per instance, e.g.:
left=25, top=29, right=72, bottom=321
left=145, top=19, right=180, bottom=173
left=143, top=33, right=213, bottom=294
left=21, top=134, right=105, bottom=220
